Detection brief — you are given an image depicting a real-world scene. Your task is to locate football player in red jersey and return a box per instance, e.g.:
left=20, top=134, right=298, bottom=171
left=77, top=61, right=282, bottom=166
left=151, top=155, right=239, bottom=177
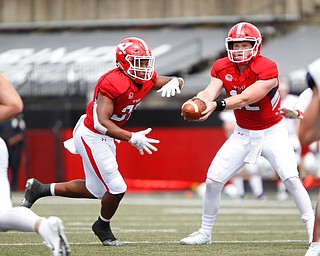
left=21, top=37, right=184, bottom=246
left=180, top=22, right=314, bottom=246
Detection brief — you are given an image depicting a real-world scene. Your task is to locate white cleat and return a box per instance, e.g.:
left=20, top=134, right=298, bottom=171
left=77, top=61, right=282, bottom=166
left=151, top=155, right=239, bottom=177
left=41, top=217, right=71, bottom=256
left=180, top=231, right=212, bottom=245
left=305, top=242, right=320, bottom=256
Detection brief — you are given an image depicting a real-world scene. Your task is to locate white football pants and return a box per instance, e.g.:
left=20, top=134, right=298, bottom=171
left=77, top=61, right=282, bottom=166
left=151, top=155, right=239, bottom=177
left=73, top=120, right=127, bottom=199
left=0, top=137, right=38, bottom=232
left=201, top=120, right=314, bottom=242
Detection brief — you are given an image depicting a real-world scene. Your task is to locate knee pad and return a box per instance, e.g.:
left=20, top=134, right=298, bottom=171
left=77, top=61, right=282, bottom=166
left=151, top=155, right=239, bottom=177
left=108, top=174, right=127, bottom=194
left=283, top=176, right=300, bottom=191
left=206, top=178, right=224, bottom=194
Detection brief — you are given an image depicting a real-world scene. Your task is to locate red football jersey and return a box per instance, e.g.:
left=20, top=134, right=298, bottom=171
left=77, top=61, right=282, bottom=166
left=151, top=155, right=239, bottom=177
left=84, top=68, right=157, bottom=133
left=211, top=56, right=282, bottom=130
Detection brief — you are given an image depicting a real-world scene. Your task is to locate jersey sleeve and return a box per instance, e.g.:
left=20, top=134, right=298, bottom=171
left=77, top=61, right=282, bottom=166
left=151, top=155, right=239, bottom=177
left=210, top=63, right=218, bottom=77
left=254, top=57, right=278, bottom=80
left=98, top=72, right=129, bottom=100
left=210, top=58, right=229, bottom=78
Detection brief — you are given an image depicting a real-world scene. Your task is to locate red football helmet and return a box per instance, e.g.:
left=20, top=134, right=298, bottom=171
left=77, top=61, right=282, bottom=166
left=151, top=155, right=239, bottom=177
left=116, top=37, right=155, bottom=84
left=225, top=22, right=262, bottom=63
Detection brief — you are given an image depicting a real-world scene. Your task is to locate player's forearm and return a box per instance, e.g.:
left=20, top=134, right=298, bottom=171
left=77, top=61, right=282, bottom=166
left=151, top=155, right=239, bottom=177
left=224, top=95, right=248, bottom=110
left=105, top=124, right=132, bottom=141
left=197, top=88, right=221, bottom=102
left=0, top=105, right=22, bottom=123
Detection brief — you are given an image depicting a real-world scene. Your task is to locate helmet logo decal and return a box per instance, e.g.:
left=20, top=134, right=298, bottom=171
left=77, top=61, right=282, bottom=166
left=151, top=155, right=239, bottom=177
left=118, top=42, right=134, bottom=54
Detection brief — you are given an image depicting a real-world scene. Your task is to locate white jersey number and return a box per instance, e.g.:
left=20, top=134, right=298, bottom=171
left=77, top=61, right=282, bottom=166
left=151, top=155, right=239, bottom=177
left=111, top=102, right=141, bottom=122
left=230, top=89, right=260, bottom=111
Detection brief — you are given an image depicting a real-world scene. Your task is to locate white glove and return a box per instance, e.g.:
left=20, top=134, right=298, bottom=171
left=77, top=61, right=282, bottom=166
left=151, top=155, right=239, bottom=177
left=157, top=77, right=183, bottom=97
left=277, top=108, right=303, bottom=119
left=129, top=128, right=160, bottom=155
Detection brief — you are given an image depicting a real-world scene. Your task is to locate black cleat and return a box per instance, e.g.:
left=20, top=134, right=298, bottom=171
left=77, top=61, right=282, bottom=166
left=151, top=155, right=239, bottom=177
left=92, top=220, right=122, bottom=246
left=21, top=178, right=42, bottom=208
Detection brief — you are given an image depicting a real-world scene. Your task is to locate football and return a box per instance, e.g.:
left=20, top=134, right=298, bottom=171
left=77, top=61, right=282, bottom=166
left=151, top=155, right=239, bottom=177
left=181, top=98, right=207, bottom=121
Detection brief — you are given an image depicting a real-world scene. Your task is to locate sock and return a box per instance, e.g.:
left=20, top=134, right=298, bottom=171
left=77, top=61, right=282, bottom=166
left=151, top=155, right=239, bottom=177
left=284, top=177, right=314, bottom=243
left=50, top=184, right=56, bottom=196
left=39, top=183, right=51, bottom=197
left=94, top=216, right=115, bottom=240
left=200, top=178, right=224, bottom=237
left=98, top=216, right=110, bottom=228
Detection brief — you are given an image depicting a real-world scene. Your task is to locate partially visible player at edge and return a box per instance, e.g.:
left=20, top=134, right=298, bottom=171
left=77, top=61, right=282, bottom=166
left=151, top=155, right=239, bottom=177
left=21, top=37, right=184, bottom=246
left=302, top=58, right=320, bottom=256
left=179, top=22, right=314, bottom=246
left=0, top=74, right=70, bottom=256
left=279, top=59, right=320, bottom=256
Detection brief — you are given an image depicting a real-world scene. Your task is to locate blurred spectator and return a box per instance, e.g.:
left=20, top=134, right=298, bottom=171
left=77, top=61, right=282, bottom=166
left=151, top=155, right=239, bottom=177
left=0, top=113, right=26, bottom=191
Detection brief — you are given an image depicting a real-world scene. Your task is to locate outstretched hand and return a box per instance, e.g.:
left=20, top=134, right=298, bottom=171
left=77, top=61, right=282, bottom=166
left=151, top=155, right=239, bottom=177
left=157, top=77, right=183, bottom=97
left=129, top=128, right=160, bottom=155
left=277, top=108, right=303, bottom=119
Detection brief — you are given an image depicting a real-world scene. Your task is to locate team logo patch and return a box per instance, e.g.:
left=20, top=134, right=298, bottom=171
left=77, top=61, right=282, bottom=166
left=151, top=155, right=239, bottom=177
left=128, top=92, right=134, bottom=99
left=225, top=74, right=233, bottom=82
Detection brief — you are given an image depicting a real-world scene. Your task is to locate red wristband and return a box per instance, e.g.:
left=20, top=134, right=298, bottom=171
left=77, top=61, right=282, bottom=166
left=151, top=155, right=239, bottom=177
left=296, top=110, right=304, bottom=119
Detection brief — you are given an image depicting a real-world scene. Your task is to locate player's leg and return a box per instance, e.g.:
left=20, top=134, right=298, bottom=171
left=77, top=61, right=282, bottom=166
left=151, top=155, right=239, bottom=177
left=0, top=138, right=13, bottom=211
left=276, top=178, right=288, bottom=201
left=21, top=178, right=96, bottom=208
left=305, top=198, right=320, bottom=256
left=89, top=156, right=126, bottom=246
left=0, top=206, right=39, bottom=232
left=0, top=206, right=71, bottom=255
left=180, top=131, right=248, bottom=245
left=75, top=124, right=126, bottom=246
left=263, top=122, right=314, bottom=243
left=180, top=177, right=223, bottom=245
left=38, top=216, right=71, bottom=256
left=1, top=136, right=71, bottom=255
left=92, top=192, right=125, bottom=246
left=283, top=176, right=314, bottom=243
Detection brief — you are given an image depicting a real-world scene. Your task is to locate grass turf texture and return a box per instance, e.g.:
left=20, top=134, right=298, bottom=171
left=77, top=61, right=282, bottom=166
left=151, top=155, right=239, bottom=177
left=1, top=191, right=317, bottom=256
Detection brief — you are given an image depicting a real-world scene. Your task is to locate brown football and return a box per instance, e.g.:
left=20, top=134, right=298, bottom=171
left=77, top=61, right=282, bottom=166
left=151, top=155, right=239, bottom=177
left=181, top=98, right=207, bottom=121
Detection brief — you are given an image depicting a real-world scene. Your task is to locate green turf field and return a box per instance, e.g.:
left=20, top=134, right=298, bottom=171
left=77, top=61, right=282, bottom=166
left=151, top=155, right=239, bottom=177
left=1, top=191, right=318, bottom=256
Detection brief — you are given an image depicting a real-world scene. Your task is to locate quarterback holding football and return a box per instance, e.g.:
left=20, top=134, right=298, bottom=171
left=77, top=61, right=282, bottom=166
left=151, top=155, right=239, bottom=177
left=180, top=22, right=314, bottom=248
